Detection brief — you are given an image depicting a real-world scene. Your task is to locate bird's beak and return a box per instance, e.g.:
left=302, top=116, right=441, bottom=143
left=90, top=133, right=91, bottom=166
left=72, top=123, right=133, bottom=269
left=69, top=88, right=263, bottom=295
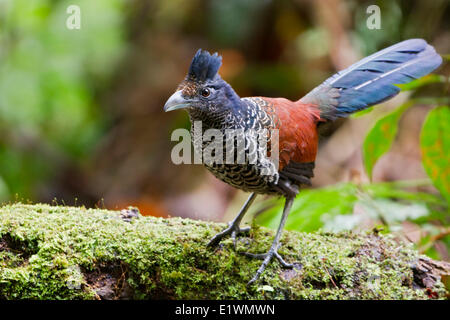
left=164, top=90, right=191, bottom=112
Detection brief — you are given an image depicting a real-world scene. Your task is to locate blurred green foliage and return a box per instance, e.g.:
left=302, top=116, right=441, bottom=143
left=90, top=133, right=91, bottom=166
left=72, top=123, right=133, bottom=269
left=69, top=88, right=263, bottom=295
left=209, top=0, right=267, bottom=46
left=362, top=101, right=413, bottom=179
left=256, top=180, right=447, bottom=231
left=255, top=179, right=449, bottom=259
left=0, top=0, right=126, bottom=200
left=421, top=105, right=450, bottom=204
left=363, top=72, right=450, bottom=201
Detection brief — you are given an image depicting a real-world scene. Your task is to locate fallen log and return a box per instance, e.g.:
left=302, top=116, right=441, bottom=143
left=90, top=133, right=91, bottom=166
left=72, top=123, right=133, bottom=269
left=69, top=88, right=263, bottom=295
left=0, top=203, right=448, bottom=299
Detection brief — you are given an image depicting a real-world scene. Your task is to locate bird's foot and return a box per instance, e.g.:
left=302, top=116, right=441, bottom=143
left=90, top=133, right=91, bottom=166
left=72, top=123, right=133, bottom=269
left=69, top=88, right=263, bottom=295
left=242, top=244, right=293, bottom=285
left=207, top=222, right=251, bottom=248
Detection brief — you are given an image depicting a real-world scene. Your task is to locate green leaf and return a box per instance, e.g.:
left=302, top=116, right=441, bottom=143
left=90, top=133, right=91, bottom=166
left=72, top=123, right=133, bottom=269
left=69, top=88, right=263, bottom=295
left=420, top=106, right=450, bottom=204
left=350, top=106, right=374, bottom=118
left=362, top=180, right=446, bottom=206
left=255, top=183, right=358, bottom=232
left=363, top=102, right=413, bottom=179
left=397, top=74, right=446, bottom=91
left=253, top=180, right=448, bottom=233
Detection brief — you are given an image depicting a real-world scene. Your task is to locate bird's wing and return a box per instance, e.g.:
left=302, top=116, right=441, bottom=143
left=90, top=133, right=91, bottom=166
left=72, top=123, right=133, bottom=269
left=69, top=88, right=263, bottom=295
left=251, top=97, right=321, bottom=170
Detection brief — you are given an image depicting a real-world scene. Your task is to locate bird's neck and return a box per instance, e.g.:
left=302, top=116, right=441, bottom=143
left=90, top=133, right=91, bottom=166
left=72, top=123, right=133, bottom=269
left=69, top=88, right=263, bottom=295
left=187, top=106, right=238, bottom=131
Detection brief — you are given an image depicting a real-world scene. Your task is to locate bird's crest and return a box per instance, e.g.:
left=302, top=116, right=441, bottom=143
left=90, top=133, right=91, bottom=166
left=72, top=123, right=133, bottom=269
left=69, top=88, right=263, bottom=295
left=187, top=49, right=222, bottom=82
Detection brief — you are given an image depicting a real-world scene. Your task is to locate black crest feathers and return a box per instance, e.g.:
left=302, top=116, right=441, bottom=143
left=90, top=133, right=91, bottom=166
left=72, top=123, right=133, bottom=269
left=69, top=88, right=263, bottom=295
left=187, top=49, right=222, bottom=82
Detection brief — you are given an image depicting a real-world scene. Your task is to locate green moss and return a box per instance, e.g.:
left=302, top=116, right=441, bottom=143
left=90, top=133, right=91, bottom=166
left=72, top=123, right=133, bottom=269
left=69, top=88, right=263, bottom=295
left=0, top=203, right=446, bottom=299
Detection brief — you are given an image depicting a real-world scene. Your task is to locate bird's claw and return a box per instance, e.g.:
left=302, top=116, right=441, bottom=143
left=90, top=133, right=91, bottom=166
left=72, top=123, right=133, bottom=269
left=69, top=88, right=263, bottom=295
left=207, top=223, right=251, bottom=248
left=242, top=245, right=294, bottom=286
left=242, top=250, right=293, bottom=268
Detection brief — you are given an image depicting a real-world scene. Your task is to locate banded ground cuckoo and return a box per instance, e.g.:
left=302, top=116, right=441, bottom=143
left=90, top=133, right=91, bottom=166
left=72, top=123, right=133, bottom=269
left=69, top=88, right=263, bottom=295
left=164, top=39, right=442, bottom=284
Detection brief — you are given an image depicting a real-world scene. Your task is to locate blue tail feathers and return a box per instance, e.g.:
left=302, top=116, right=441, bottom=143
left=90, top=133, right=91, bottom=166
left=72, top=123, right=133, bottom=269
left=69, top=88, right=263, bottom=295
left=301, top=39, right=442, bottom=120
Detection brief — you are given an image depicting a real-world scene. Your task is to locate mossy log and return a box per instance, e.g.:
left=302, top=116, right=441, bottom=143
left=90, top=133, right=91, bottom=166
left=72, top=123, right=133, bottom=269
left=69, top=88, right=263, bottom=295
left=0, top=203, right=448, bottom=300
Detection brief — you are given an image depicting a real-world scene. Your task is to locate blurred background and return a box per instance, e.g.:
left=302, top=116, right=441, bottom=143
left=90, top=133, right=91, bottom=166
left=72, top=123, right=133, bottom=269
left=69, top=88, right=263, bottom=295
left=0, top=0, right=449, bottom=260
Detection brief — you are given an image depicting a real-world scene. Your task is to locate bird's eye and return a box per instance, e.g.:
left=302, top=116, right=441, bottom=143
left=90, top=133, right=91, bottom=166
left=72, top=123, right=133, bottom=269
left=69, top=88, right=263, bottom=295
left=200, top=88, right=211, bottom=97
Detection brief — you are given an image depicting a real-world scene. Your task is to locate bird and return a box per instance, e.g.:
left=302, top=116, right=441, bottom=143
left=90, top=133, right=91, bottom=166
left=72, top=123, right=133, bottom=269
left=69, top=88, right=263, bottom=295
left=163, top=39, right=442, bottom=285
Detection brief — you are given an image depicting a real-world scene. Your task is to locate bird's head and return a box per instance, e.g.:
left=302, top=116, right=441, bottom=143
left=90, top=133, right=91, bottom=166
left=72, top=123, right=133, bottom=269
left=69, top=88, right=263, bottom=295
left=164, top=49, right=241, bottom=121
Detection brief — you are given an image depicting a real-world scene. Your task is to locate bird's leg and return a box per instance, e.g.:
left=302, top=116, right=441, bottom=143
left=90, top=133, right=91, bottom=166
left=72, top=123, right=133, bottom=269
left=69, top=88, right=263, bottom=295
left=208, top=193, right=257, bottom=248
left=244, top=195, right=295, bottom=285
